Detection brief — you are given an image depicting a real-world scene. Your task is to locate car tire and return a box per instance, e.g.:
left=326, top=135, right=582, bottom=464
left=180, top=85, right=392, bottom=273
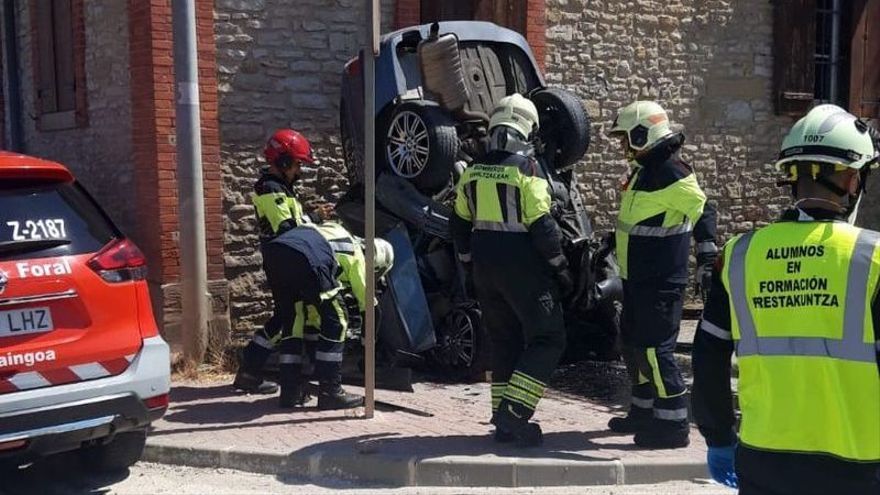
left=382, top=101, right=458, bottom=194
left=531, top=88, right=591, bottom=170
left=340, top=100, right=365, bottom=187
left=80, top=429, right=147, bottom=474
left=434, top=305, right=491, bottom=381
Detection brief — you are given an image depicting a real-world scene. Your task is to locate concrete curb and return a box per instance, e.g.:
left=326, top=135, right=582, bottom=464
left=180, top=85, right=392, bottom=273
left=142, top=441, right=706, bottom=487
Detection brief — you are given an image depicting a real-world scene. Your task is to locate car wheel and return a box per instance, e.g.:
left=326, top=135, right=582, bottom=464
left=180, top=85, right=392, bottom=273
left=340, top=100, right=364, bottom=187
left=80, top=429, right=147, bottom=474
left=531, top=88, right=591, bottom=170
left=435, top=305, right=490, bottom=381
left=383, top=101, right=458, bottom=194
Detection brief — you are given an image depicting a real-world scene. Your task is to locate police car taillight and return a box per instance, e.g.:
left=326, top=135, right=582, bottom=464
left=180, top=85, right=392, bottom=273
left=88, top=238, right=148, bottom=283
left=144, top=393, right=169, bottom=410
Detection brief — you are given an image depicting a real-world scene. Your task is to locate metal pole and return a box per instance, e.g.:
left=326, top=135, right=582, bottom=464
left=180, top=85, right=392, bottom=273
left=172, top=0, right=209, bottom=365
left=363, top=0, right=380, bottom=419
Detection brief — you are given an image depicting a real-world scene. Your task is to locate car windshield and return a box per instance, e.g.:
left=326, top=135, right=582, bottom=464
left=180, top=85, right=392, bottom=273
left=0, top=180, right=116, bottom=261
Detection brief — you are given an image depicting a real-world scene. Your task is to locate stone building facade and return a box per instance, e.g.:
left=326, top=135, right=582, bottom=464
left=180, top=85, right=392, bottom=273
left=1, top=1, right=877, bottom=350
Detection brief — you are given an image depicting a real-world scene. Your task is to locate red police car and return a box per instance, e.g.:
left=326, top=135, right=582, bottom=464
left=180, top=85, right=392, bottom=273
left=0, top=152, right=170, bottom=472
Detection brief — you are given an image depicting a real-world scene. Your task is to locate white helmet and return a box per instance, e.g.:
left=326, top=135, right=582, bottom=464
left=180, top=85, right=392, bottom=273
left=488, top=93, right=539, bottom=140
left=775, top=104, right=879, bottom=175
left=373, top=238, right=394, bottom=278
left=609, top=101, right=675, bottom=151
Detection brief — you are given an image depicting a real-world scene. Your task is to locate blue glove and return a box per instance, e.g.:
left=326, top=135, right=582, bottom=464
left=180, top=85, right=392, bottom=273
left=707, top=445, right=738, bottom=489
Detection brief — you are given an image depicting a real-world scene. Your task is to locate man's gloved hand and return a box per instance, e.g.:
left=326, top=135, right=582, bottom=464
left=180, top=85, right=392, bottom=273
left=696, top=252, right=717, bottom=305
left=706, top=445, right=738, bottom=489
left=554, top=267, right=575, bottom=299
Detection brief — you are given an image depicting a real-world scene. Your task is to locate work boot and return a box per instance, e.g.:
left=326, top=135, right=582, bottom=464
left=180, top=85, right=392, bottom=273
left=492, top=409, right=543, bottom=448
left=634, top=419, right=690, bottom=449
left=279, top=383, right=311, bottom=408
left=317, top=384, right=364, bottom=410
left=607, top=406, right=653, bottom=433
left=232, top=370, right=279, bottom=395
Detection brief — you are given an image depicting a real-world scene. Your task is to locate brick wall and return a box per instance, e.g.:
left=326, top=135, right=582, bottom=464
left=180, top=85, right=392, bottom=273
left=525, top=0, right=546, bottom=71
left=395, top=0, right=420, bottom=29
left=545, top=0, right=793, bottom=249
left=129, top=0, right=228, bottom=357
left=0, top=27, right=4, bottom=150
left=11, top=0, right=135, bottom=232
left=216, top=0, right=395, bottom=336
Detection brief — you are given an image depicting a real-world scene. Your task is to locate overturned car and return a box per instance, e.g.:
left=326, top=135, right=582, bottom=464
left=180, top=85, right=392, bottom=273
left=335, top=21, right=622, bottom=380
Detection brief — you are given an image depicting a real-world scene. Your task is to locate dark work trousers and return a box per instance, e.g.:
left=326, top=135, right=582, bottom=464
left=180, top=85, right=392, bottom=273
left=239, top=244, right=294, bottom=377
left=736, top=446, right=880, bottom=495
left=620, top=281, right=687, bottom=423
left=473, top=250, right=566, bottom=423
left=246, top=243, right=347, bottom=392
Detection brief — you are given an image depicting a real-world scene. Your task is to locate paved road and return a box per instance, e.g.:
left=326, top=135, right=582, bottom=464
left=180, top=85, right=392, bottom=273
left=0, top=458, right=734, bottom=495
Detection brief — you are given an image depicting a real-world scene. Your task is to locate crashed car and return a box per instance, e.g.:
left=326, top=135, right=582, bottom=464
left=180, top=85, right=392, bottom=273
left=335, top=21, right=622, bottom=380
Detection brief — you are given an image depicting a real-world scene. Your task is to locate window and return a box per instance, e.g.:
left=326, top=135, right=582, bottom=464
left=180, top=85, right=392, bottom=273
left=420, top=0, right=528, bottom=37
left=31, top=0, right=87, bottom=130
left=774, top=0, right=880, bottom=119
left=813, top=0, right=850, bottom=106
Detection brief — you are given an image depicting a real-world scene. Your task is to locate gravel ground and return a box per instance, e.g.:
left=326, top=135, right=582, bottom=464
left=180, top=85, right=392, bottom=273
left=0, top=460, right=735, bottom=495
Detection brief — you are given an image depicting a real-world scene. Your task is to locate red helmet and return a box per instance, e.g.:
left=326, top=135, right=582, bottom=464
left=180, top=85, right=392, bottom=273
left=264, top=129, right=314, bottom=167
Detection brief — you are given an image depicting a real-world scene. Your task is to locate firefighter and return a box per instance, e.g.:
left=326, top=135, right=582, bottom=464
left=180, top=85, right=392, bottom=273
left=272, top=222, right=394, bottom=409
left=233, top=129, right=323, bottom=394
left=451, top=94, right=572, bottom=447
left=692, top=104, right=880, bottom=494
left=606, top=101, right=718, bottom=448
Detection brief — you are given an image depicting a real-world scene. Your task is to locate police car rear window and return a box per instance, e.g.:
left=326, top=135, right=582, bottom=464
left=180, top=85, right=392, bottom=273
left=0, top=180, right=116, bottom=261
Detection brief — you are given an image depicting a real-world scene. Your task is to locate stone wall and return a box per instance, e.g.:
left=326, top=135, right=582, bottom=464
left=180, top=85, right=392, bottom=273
left=216, top=0, right=395, bottom=336
left=7, top=0, right=135, bottom=235
left=545, top=0, right=794, bottom=249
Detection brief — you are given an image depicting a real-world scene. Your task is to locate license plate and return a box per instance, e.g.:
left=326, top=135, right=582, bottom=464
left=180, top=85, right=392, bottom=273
left=0, top=307, right=54, bottom=337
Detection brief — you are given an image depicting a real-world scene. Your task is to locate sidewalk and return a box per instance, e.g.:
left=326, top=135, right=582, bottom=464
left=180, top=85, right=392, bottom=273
left=144, top=333, right=716, bottom=488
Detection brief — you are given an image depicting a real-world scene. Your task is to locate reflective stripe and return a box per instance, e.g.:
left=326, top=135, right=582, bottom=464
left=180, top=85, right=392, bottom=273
left=315, top=351, right=343, bottom=362
left=700, top=319, right=732, bottom=341
left=646, top=348, right=668, bottom=398
left=654, top=407, right=689, bottom=421
left=278, top=354, right=302, bottom=364
left=328, top=239, right=356, bottom=255
left=457, top=252, right=472, bottom=263
left=618, top=220, right=693, bottom=238
left=466, top=182, right=477, bottom=219
left=304, top=333, right=320, bottom=342
left=8, top=371, right=51, bottom=390
left=505, top=184, right=519, bottom=224
left=547, top=254, right=567, bottom=269
left=631, top=396, right=654, bottom=409
left=253, top=334, right=274, bottom=350
left=473, top=220, right=528, bottom=233
left=729, top=232, right=759, bottom=355
left=697, top=241, right=718, bottom=255
left=730, top=230, right=878, bottom=363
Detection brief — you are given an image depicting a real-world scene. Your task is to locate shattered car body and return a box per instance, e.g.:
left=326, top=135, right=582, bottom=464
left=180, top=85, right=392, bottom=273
left=335, top=21, right=623, bottom=379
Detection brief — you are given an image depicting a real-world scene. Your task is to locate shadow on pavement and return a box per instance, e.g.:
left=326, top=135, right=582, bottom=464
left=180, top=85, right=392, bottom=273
left=0, top=451, right=128, bottom=495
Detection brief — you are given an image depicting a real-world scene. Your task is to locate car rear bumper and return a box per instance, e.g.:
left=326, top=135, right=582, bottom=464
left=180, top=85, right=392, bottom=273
left=0, top=336, right=169, bottom=465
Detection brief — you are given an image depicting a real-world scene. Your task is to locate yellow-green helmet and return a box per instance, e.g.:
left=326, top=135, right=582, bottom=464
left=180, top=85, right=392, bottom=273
left=775, top=104, right=879, bottom=174
left=609, top=101, right=675, bottom=151
left=488, top=93, right=539, bottom=140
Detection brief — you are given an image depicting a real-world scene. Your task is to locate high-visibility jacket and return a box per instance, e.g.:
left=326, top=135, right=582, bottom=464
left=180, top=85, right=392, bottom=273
left=252, top=171, right=311, bottom=243
left=721, top=220, right=880, bottom=462
left=309, top=223, right=367, bottom=312
left=616, top=161, right=708, bottom=283
left=451, top=151, right=565, bottom=270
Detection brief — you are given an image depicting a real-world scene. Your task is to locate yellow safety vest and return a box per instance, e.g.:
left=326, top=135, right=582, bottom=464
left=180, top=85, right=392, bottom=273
left=615, top=167, right=705, bottom=279
left=454, top=163, right=552, bottom=233
left=721, top=221, right=880, bottom=462
left=252, top=191, right=309, bottom=240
